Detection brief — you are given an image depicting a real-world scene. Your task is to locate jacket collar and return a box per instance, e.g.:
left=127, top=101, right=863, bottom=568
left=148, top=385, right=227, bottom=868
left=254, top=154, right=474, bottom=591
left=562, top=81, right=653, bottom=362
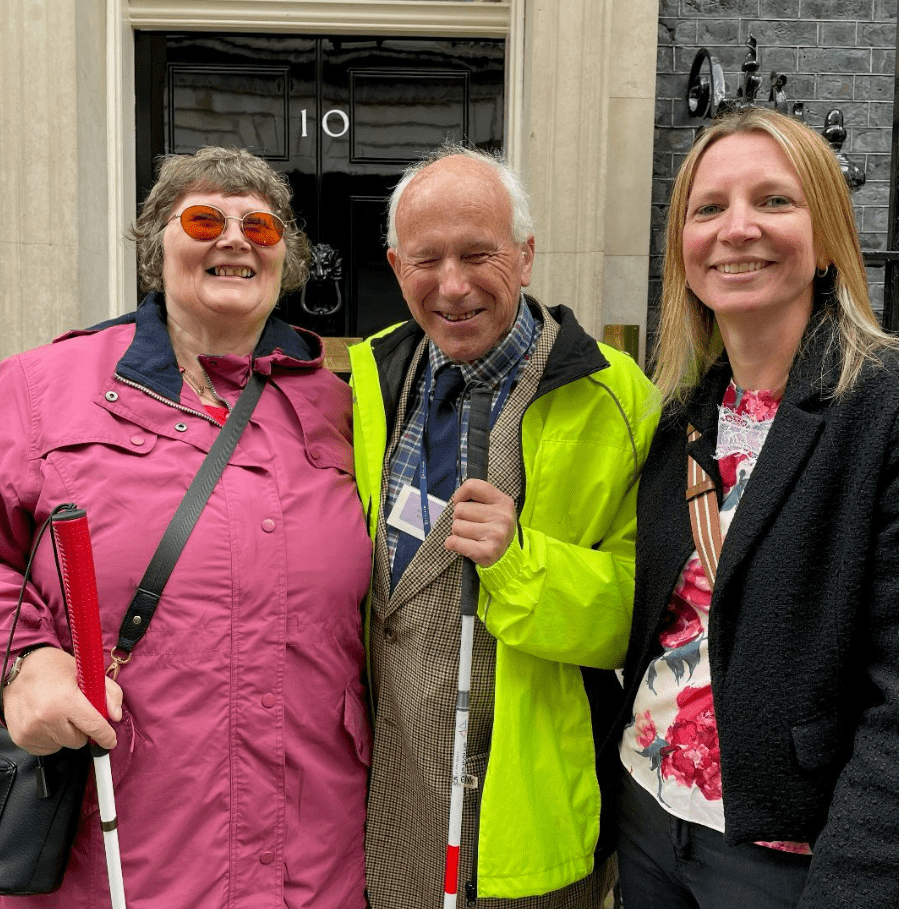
left=781, top=310, right=842, bottom=408
left=61, top=291, right=321, bottom=402
left=535, top=297, right=610, bottom=396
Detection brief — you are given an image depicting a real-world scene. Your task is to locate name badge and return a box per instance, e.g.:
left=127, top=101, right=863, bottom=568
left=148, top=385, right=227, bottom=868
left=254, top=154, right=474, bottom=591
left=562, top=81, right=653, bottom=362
left=386, top=483, right=448, bottom=541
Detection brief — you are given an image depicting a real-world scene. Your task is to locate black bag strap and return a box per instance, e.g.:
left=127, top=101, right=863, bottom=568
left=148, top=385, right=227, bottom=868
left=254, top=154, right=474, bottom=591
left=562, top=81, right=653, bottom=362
left=114, top=372, right=266, bottom=658
left=1, top=510, right=65, bottom=719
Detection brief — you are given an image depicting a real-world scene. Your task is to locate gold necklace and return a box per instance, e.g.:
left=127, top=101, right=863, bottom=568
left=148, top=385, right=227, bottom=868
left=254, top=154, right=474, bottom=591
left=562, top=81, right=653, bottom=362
left=178, top=363, right=210, bottom=398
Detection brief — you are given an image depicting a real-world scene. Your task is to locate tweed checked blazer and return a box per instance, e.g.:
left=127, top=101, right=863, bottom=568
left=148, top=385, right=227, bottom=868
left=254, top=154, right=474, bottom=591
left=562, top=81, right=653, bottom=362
left=363, top=306, right=615, bottom=908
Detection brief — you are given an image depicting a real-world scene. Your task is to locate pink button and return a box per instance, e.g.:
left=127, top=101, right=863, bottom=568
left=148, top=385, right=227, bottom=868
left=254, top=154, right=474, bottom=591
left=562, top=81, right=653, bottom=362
left=130, top=436, right=144, bottom=446
left=260, top=852, right=274, bottom=865
left=262, top=519, right=275, bottom=533
left=262, top=693, right=276, bottom=708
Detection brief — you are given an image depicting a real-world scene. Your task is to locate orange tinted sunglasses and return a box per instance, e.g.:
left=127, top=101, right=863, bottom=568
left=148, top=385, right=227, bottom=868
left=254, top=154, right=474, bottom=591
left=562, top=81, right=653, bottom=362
left=171, top=204, right=286, bottom=247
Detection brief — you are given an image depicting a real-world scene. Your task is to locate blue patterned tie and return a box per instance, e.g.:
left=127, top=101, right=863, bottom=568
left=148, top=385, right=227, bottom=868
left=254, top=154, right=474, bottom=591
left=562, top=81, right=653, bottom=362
left=391, top=366, right=465, bottom=590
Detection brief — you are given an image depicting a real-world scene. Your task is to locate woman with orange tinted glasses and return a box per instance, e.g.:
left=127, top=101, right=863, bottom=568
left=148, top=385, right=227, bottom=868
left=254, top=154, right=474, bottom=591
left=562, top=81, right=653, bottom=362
left=0, top=147, right=372, bottom=909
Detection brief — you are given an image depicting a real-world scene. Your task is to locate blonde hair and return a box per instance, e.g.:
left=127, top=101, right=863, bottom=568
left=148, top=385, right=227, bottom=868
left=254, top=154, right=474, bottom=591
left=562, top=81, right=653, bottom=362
left=654, top=107, right=896, bottom=406
left=130, top=146, right=310, bottom=295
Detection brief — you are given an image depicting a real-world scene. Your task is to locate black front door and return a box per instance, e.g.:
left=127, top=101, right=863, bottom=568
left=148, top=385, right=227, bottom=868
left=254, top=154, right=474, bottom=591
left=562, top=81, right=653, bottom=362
left=135, top=33, right=505, bottom=340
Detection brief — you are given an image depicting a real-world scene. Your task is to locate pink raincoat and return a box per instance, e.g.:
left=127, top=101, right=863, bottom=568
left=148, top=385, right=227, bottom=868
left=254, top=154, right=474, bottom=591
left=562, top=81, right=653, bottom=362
left=0, top=295, right=372, bottom=909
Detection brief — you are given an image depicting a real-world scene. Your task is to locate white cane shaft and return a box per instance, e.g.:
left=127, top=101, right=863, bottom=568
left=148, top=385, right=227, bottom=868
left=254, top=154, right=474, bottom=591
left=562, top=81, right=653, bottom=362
left=450, top=615, right=474, bottom=795
left=455, top=615, right=474, bottom=690
left=94, top=753, right=127, bottom=909
left=444, top=615, right=475, bottom=906
left=448, top=757, right=465, bottom=845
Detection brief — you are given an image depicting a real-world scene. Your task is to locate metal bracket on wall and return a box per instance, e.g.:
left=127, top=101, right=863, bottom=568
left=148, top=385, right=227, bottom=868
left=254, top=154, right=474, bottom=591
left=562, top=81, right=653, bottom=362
left=685, top=35, right=865, bottom=195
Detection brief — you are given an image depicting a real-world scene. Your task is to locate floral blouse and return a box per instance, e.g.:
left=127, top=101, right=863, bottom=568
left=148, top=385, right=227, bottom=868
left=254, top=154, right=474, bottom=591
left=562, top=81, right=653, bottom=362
left=620, top=382, right=811, bottom=855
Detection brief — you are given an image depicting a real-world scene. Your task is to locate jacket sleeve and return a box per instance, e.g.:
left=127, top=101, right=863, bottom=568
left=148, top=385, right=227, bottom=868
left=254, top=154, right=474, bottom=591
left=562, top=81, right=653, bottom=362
left=477, top=480, right=641, bottom=669
left=476, top=360, right=659, bottom=670
left=0, top=356, right=61, bottom=656
left=797, top=406, right=899, bottom=909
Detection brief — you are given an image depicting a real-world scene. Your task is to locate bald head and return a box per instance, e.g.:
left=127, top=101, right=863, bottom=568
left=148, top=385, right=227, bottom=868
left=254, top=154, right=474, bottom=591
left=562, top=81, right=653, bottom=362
left=393, top=155, right=513, bottom=251
left=386, top=145, right=534, bottom=249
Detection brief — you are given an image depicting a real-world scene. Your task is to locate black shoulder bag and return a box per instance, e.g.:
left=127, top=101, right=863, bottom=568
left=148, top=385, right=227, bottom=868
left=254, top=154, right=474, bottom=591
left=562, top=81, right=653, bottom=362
left=0, top=372, right=265, bottom=894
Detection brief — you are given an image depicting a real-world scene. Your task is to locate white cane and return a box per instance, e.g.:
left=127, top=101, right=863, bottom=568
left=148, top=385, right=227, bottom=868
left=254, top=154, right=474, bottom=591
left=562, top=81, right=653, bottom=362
left=51, top=506, right=128, bottom=909
left=443, top=387, right=492, bottom=908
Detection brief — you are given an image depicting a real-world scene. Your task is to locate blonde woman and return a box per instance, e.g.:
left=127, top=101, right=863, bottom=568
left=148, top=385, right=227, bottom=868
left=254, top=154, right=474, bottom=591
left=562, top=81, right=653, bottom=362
left=612, top=107, right=899, bottom=909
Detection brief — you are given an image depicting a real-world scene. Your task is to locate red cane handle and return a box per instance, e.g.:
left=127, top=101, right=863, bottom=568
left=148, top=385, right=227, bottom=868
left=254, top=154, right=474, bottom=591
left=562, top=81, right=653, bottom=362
left=51, top=508, right=108, bottom=721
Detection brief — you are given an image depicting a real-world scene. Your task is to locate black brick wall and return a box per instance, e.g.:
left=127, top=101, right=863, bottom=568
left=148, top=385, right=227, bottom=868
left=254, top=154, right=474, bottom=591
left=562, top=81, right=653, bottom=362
left=651, top=0, right=897, bottom=343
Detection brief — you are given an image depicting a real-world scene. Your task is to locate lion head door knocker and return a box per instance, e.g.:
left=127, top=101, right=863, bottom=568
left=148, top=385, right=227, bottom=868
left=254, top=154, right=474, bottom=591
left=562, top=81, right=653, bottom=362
left=300, top=243, right=343, bottom=317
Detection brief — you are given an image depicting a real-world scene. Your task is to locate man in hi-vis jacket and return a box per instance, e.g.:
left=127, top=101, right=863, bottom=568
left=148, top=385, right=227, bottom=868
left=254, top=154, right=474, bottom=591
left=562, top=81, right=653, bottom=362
left=350, top=145, right=659, bottom=908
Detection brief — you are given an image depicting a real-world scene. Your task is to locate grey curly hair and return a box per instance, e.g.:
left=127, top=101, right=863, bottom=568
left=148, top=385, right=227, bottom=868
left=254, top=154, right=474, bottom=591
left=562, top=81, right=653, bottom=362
left=130, top=146, right=310, bottom=295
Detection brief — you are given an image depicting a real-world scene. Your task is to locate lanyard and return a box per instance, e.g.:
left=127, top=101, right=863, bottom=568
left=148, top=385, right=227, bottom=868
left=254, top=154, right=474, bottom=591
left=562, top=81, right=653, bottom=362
left=416, top=334, right=531, bottom=537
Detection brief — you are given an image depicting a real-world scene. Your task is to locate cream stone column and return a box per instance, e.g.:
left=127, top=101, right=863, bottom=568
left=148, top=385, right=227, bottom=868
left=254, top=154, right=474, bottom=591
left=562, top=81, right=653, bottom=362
left=1, top=0, right=110, bottom=359
left=521, top=0, right=658, bottom=365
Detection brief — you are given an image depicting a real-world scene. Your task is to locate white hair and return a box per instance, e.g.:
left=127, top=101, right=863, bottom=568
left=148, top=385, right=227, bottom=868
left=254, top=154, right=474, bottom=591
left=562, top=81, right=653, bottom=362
left=385, top=144, right=535, bottom=248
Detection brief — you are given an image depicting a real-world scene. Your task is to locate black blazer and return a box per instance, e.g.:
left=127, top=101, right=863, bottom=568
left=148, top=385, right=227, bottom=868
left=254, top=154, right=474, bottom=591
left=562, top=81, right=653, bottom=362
left=610, top=315, right=899, bottom=908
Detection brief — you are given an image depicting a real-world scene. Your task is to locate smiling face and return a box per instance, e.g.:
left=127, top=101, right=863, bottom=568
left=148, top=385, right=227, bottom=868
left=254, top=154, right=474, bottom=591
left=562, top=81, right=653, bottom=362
left=387, top=156, right=535, bottom=363
left=682, top=131, right=821, bottom=334
left=162, top=190, right=286, bottom=342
